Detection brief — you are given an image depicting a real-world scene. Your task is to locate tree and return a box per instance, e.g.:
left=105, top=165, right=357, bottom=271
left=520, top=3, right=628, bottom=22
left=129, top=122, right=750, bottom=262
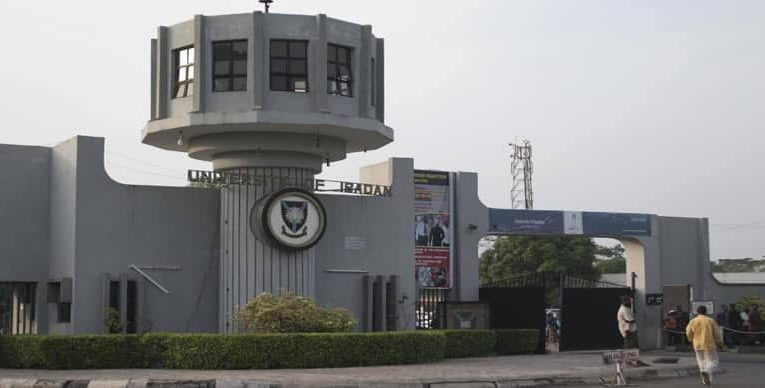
left=595, top=257, right=626, bottom=274
left=594, top=244, right=627, bottom=274
left=479, top=236, right=601, bottom=285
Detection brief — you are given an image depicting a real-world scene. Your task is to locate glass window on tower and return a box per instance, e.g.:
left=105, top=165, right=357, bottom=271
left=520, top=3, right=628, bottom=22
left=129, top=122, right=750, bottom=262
left=327, top=44, right=353, bottom=97
left=212, top=40, right=248, bottom=92
left=173, top=46, right=195, bottom=98
left=270, top=40, right=308, bottom=93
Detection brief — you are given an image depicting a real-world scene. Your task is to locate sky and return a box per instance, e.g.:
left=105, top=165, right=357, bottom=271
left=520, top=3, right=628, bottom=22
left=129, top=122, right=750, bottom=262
left=1, top=0, right=763, bottom=261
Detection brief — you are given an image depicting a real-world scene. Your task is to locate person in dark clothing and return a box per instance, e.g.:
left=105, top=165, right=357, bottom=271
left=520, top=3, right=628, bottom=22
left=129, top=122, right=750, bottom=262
left=675, top=305, right=690, bottom=345
left=716, top=305, right=733, bottom=348
left=429, top=221, right=445, bottom=246
left=727, top=304, right=742, bottom=346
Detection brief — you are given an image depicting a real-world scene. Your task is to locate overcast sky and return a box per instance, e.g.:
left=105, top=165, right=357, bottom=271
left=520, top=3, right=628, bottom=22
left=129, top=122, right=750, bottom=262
left=1, top=0, right=763, bottom=261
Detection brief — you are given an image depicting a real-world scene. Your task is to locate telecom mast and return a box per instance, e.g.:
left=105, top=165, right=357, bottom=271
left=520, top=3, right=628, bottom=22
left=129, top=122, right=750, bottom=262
left=509, top=140, right=533, bottom=209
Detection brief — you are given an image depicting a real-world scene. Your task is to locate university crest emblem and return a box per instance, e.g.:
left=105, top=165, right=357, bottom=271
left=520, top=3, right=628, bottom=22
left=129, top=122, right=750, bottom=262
left=253, top=188, right=327, bottom=251
left=281, top=200, right=308, bottom=237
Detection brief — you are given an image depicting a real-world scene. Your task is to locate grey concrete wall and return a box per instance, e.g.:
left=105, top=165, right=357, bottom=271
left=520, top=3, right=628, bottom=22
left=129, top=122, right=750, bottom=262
left=54, top=136, right=219, bottom=334
left=0, top=144, right=51, bottom=283
left=0, top=143, right=51, bottom=334
left=452, top=172, right=489, bottom=302
left=315, top=158, right=415, bottom=331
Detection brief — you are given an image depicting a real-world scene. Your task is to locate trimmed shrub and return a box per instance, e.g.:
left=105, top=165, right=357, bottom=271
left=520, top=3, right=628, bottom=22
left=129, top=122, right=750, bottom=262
left=0, top=331, right=446, bottom=370
left=442, top=330, right=496, bottom=358
left=494, top=329, right=539, bottom=355
left=237, top=292, right=357, bottom=333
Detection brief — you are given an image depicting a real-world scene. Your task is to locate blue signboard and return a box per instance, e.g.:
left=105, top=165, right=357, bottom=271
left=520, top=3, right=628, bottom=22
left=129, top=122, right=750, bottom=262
left=488, top=209, right=652, bottom=237
left=582, top=212, right=651, bottom=236
left=488, top=209, right=564, bottom=235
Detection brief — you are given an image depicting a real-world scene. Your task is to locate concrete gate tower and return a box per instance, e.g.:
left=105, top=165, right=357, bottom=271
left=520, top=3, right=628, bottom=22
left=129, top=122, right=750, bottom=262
left=142, top=10, right=392, bottom=331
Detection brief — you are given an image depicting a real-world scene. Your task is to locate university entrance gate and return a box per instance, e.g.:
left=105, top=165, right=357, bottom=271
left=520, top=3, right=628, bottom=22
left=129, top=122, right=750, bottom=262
left=479, top=273, right=631, bottom=352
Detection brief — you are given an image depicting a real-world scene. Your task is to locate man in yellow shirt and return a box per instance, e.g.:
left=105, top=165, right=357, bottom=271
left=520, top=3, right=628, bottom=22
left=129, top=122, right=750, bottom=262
left=686, top=305, right=723, bottom=385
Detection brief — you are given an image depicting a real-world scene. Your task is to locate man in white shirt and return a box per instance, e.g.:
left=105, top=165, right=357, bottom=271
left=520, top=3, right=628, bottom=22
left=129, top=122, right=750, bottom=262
left=617, top=295, right=639, bottom=349
left=415, top=216, right=428, bottom=245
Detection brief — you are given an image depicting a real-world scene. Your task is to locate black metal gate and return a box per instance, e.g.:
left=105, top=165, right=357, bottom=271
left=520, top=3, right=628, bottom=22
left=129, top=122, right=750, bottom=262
left=0, top=282, right=37, bottom=336
left=480, top=273, right=630, bottom=352
left=559, top=278, right=631, bottom=351
left=479, top=273, right=549, bottom=353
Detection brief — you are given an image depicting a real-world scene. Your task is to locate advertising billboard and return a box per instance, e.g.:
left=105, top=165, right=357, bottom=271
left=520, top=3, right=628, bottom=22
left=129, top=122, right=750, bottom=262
left=414, top=170, right=452, bottom=289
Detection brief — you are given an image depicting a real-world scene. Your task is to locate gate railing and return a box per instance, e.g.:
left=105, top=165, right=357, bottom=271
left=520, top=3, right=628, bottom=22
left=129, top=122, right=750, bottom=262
left=415, top=288, right=448, bottom=329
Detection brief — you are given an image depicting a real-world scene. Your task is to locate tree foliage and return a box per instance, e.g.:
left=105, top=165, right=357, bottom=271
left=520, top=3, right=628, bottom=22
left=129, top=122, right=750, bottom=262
left=736, top=295, right=765, bottom=321
left=236, top=291, right=357, bottom=333
left=479, top=236, right=601, bottom=285
left=594, top=244, right=627, bottom=274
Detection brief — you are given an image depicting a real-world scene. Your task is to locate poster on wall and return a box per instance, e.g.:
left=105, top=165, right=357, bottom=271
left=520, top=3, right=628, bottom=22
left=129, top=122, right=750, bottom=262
left=414, top=170, right=452, bottom=289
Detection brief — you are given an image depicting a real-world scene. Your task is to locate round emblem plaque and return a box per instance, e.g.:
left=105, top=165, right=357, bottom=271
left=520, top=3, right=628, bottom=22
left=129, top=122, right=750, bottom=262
left=252, top=188, right=327, bottom=250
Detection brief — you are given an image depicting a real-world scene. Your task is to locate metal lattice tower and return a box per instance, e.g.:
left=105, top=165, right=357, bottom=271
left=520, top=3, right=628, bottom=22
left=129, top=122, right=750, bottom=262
left=509, top=140, right=533, bottom=209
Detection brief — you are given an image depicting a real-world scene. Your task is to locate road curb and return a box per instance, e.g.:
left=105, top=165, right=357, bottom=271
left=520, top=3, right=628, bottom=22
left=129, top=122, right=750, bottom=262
left=0, top=364, right=712, bottom=388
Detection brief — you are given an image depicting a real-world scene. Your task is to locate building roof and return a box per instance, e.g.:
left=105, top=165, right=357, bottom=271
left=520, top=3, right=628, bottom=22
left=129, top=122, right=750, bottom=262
left=601, top=272, right=765, bottom=286
left=712, top=272, right=765, bottom=285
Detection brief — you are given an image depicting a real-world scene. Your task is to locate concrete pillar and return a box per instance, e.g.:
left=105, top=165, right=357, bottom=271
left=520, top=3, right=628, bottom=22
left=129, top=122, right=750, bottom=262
left=220, top=167, right=317, bottom=333
left=386, top=275, right=398, bottom=330
left=192, top=15, right=206, bottom=112
left=155, top=27, right=169, bottom=119
left=251, top=11, right=265, bottom=110
left=375, top=38, right=385, bottom=122
left=313, top=14, right=328, bottom=113
left=358, top=25, right=372, bottom=117
left=362, top=275, right=373, bottom=331
left=372, top=275, right=383, bottom=331
left=150, top=39, right=157, bottom=119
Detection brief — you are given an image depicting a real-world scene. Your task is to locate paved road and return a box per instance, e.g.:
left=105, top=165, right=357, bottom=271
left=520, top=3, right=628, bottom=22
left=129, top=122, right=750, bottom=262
left=578, top=359, right=763, bottom=387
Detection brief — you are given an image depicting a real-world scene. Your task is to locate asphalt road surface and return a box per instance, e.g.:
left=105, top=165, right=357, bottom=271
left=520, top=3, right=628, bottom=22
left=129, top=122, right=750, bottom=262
left=578, top=358, right=764, bottom=388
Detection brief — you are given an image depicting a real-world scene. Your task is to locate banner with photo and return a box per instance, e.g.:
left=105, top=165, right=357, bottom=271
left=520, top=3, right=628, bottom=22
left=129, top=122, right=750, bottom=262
left=414, top=170, right=452, bottom=289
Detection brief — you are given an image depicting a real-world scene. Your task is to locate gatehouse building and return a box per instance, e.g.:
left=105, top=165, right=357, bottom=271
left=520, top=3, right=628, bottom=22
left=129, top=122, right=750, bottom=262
left=1, top=9, right=762, bottom=350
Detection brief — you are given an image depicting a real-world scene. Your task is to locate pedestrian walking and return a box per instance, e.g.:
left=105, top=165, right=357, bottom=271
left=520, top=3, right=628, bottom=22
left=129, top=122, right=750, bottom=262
left=748, top=305, right=763, bottom=346
left=686, top=305, right=723, bottom=385
left=546, top=312, right=559, bottom=345
left=617, top=295, right=638, bottom=349
left=741, top=307, right=751, bottom=344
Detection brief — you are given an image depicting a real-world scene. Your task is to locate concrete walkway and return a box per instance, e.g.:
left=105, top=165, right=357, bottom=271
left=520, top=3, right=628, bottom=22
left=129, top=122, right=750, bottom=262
left=0, top=352, right=703, bottom=388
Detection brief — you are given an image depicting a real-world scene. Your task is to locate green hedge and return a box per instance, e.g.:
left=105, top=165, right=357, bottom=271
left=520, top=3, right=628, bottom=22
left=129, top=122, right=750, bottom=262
left=494, top=329, right=539, bottom=355
left=148, top=331, right=446, bottom=369
left=0, top=331, right=445, bottom=370
left=0, top=335, right=146, bottom=369
left=0, top=329, right=538, bottom=370
left=442, top=330, right=497, bottom=358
